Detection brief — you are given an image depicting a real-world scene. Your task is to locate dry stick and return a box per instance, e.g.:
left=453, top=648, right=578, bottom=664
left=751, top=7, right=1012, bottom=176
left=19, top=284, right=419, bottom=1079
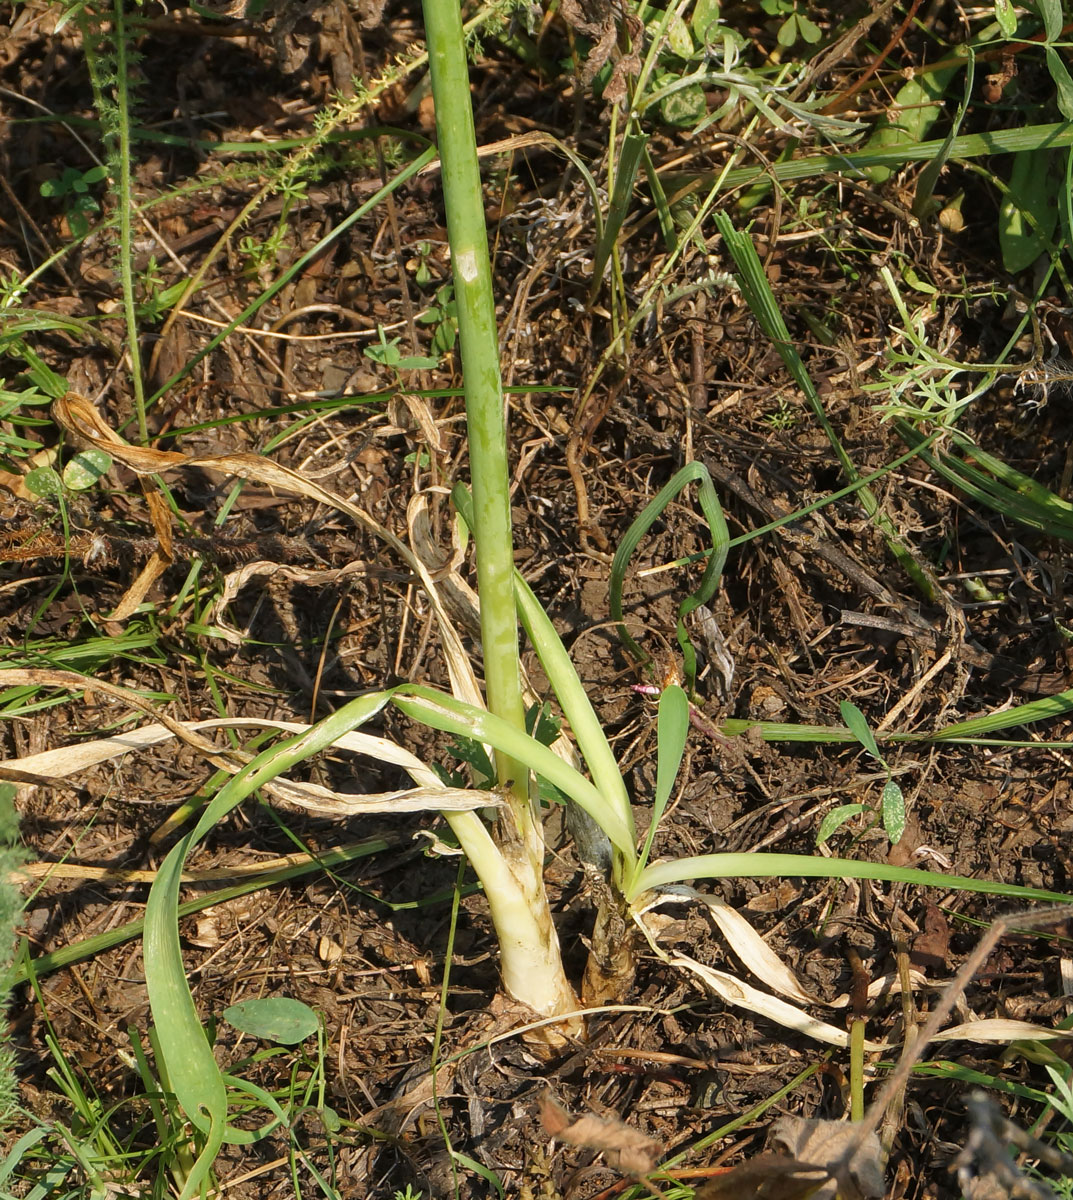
left=833, top=903, right=1073, bottom=1195
left=817, top=0, right=925, bottom=116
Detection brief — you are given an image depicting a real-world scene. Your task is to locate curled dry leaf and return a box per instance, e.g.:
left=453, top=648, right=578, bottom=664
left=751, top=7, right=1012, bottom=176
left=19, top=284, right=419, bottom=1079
left=539, top=1094, right=660, bottom=1176
left=671, top=951, right=888, bottom=1051
left=692, top=1153, right=830, bottom=1200
left=645, top=886, right=822, bottom=1007
left=51, top=392, right=414, bottom=563
left=3, top=704, right=492, bottom=824
left=769, top=1116, right=885, bottom=1200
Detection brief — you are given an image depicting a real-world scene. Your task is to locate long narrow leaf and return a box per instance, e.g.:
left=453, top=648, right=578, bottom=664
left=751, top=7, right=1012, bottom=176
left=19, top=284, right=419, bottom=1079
left=632, top=852, right=1073, bottom=905
left=609, top=461, right=729, bottom=692
left=392, top=686, right=636, bottom=858
left=633, top=685, right=688, bottom=888
left=144, top=691, right=393, bottom=1161
left=714, top=210, right=934, bottom=600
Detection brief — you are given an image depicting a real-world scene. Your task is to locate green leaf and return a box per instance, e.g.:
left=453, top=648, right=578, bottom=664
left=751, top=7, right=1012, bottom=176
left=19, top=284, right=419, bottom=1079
left=446, top=733, right=497, bottom=789
left=636, top=684, right=689, bottom=878
left=634, top=852, right=1073, bottom=907
left=222, top=997, right=320, bottom=1045
left=24, top=466, right=62, bottom=497
left=429, top=319, right=457, bottom=358
left=1000, top=148, right=1060, bottom=273
left=609, top=461, right=729, bottom=695
left=665, top=12, right=694, bottom=57
left=452, top=1151, right=505, bottom=1199
left=19, top=347, right=68, bottom=398
left=776, top=13, right=798, bottom=46
left=1045, top=46, right=1073, bottom=121
left=839, top=700, right=884, bottom=765
left=63, top=448, right=111, bottom=491
left=691, top=0, right=720, bottom=44
left=817, top=803, right=867, bottom=845
left=902, top=264, right=937, bottom=294
left=396, top=353, right=442, bottom=370
left=882, top=780, right=906, bottom=844
left=1038, top=0, right=1061, bottom=42
left=661, top=82, right=707, bottom=127
left=526, top=701, right=562, bottom=747
left=796, top=14, right=822, bottom=43
left=993, top=0, right=1017, bottom=37
left=862, top=66, right=962, bottom=183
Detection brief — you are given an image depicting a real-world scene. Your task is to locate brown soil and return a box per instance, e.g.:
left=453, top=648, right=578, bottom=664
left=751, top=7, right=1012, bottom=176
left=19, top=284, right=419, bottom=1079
left=3, top=2, right=1073, bottom=1198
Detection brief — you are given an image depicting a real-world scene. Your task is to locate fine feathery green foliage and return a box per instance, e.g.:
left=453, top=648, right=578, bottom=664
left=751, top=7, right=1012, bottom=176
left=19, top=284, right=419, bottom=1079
left=0, top=784, right=25, bottom=1129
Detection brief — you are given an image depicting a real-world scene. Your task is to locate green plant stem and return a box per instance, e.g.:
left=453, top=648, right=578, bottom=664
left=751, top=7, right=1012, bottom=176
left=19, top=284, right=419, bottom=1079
left=420, top=0, right=583, bottom=1025
left=423, top=0, right=525, bottom=783
left=113, top=0, right=146, bottom=441
left=849, top=1018, right=865, bottom=1121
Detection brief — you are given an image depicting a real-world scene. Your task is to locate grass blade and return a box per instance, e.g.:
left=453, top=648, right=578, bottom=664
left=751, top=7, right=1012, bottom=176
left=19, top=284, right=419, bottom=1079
left=609, top=461, right=729, bottom=692
left=714, top=210, right=937, bottom=601
left=633, top=852, right=1073, bottom=905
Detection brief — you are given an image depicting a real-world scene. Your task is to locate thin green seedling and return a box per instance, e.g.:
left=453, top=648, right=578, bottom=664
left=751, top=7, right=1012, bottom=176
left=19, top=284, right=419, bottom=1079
left=429, top=857, right=466, bottom=1200
left=816, top=701, right=906, bottom=847
left=146, top=144, right=437, bottom=409
left=681, top=120, right=1073, bottom=195
left=897, top=421, right=1073, bottom=542
left=643, top=428, right=949, bottom=579
left=74, top=0, right=149, bottom=439
left=714, top=210, right=939, bottom=602
left=608, top=460, right=729, bottom=696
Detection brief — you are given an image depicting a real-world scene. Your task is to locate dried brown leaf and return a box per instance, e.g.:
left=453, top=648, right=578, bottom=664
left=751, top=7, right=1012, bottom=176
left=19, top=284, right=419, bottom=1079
left=770, top=1117, right=885, bottom=1200
left=539, top=1095, right=659, bottom=1175
left=693, top=1154, right=829, bottom=1200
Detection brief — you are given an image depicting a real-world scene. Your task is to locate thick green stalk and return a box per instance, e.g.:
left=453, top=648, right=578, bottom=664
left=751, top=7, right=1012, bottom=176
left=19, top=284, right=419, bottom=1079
left=421, top=0, right=579, bottom=1022
left=422, top=0, right=525, bottom=782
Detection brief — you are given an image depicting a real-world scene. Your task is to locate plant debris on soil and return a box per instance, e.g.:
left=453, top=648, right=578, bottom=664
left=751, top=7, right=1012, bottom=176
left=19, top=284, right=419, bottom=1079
left=3, top=1, right=1073, bottom=1197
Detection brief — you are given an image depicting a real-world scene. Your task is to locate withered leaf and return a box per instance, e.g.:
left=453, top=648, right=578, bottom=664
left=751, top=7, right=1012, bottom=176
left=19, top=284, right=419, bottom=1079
left=693, top=1153, right=829, bottom=1200
left=539, top=1095, right=659, bottom=1175
left=769, top=1117, right=886, bottom=1200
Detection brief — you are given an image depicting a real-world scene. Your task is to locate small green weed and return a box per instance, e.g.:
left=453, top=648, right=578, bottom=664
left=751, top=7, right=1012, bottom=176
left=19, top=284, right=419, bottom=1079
left=416, top=282, right=459, bottom=358
left=762, top=395, right=797, bottom=430
left=39, top=164, right=109, bottom=239
left=134, top=257, right=188, bottom=324
left=364, top=326, right=441, bottom=372
left=760, top=0, right=822, bottom=49
left=816, top=702, right=907, bottom=848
